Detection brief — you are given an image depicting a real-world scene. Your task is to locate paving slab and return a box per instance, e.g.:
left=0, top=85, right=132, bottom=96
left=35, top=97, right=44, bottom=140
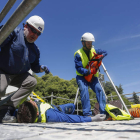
left=0, top=118, right=140, bottom=140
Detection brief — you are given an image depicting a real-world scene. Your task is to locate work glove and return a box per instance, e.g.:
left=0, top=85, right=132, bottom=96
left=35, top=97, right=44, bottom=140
left=90, top=67, right=97, bottom=75
left=91, top=114, right=106, bottom=122
left=41, top=65, right=50, bottom=74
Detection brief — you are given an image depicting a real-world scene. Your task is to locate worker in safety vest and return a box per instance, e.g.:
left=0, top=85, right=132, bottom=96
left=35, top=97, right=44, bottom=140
left=0, top=15, right=50, bottom=123
left=16, top=100, right=106, bottom=123
left=74, top=32, right=107, bottom=116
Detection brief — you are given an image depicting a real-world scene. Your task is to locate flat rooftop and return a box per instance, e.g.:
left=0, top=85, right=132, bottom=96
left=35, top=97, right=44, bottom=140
left=0, top=118, right=140, bottom=140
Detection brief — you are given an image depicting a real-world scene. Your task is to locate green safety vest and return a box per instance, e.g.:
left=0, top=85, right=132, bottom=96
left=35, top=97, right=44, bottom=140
left=105, top=104, right=131, bottom=120
left=34, top=102, right=53, bottom=123
left=74, top=47, right=99, bottom=77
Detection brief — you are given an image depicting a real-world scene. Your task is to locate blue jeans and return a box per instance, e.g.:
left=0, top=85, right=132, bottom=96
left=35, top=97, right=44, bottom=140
left=51, top=103, right=75, bottom=114
left=76, top=76, right=106, bottom=116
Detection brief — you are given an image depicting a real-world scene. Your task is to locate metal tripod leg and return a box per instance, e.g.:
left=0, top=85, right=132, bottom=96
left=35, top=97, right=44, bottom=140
left=98, top=77, right=108, bottom=102
left=101, top=62, right=131, bottom=116
left=74, top=88, right=79, bottom=105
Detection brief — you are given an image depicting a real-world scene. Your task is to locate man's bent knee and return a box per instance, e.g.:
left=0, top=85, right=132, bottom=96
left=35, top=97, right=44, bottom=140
left=29, top=77, right=37, bottom=89
left=23, top=76, right=37, bottom=91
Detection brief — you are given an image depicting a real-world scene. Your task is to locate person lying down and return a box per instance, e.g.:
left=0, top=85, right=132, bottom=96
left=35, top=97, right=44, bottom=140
left=17, top=100, right=106, bottom=123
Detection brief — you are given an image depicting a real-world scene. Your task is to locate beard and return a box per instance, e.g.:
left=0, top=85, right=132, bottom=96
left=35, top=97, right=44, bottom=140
left=83, top=44, right=92, bottom=51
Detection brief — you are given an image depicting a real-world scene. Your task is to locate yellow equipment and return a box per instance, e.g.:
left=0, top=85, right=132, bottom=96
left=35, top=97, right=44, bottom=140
left=129, top=104, right=140, bottom=118
left=105, top=104, right=132, bottom=120
left=131, top=104, right=140, bottom=108
left=29, top=92, right=46, bottom=103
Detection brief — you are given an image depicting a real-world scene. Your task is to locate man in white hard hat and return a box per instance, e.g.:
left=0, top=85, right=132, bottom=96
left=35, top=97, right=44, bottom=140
left=74, top=32, right=107, bottom=116
left=0, top=15, right=49, bottom=123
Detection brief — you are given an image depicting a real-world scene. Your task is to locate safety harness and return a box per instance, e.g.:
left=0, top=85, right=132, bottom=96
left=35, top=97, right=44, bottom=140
left=84, top=52, right=103, bottom=82
left=29, top=92, right=53, bottom=123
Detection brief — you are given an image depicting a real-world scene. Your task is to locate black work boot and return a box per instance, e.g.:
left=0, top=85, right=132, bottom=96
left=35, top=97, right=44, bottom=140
left=0, top=106, right=16, bottom=123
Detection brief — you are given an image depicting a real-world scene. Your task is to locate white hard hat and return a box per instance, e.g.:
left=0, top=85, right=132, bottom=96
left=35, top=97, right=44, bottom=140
left=81, top=32, right=95, bottom=42
left=26, top=15, right=44, bottom=33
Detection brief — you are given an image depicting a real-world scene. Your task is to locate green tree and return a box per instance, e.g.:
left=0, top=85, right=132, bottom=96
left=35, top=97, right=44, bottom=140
left=104, top=82, right=123, bottom=95
left=34, top=73, right=78, bottom=104
left=34, top=74, right=132, bottom=111
left=116, top=84, right=123, bottom=94
left=104, top=81, right=115, bottom=95
left=133, top=92, right=139, bottom=104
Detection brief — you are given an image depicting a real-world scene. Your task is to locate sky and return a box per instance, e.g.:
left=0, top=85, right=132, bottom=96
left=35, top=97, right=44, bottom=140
left=1, top=0, right=140, bottom=97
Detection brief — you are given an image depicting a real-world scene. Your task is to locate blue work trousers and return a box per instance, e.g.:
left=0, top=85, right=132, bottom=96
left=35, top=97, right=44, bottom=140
left=46, top=104, right=91, bottom=123
left=51, top=103, right=75, bottom=114
left=76, top=75, right=106, bottom=116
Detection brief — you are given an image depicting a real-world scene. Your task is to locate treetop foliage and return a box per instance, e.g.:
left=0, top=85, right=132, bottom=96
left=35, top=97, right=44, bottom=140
left=34, top=73, right=133, bottom=108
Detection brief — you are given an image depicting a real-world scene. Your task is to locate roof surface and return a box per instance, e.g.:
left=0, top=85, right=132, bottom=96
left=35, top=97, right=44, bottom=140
left=0, top=118, right=140, bottom=140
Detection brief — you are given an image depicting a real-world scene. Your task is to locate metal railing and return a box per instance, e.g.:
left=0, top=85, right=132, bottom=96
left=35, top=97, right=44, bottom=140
left=41, top=91, right=140, bottom=115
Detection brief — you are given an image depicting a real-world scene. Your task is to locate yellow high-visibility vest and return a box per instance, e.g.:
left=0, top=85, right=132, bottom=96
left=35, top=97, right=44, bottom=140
left=74, top=47, right=99, bottom=77
left=34, top=102, right=53, bottom=123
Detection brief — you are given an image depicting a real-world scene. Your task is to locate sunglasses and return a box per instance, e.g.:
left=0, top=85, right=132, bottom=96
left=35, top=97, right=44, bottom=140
left=27, top=24, right=41, bottom=36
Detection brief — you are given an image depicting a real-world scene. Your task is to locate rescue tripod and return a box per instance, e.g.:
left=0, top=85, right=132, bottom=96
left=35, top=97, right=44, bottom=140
left=74, top=62, right=131, bottom=116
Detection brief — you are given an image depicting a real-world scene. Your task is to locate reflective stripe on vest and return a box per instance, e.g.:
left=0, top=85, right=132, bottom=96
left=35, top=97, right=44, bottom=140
left=105, top=104, right=131, bottom=120
left=74, top=47, right=99, bottom=77
left=34, top=102, right=53, bottom=123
